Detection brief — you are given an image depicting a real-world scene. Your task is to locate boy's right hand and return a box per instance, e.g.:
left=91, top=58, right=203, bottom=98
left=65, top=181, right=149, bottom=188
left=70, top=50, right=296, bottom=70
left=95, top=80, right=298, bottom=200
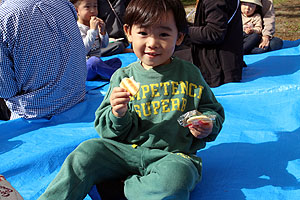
left=110, top=87, right=131, bottom=118
left=90, top=16, right=100, bottom=30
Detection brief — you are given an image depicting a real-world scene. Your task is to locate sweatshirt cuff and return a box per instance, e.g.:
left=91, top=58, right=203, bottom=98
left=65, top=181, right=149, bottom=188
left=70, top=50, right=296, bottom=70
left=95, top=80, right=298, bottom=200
left=109, top=110, right=131, bottom=129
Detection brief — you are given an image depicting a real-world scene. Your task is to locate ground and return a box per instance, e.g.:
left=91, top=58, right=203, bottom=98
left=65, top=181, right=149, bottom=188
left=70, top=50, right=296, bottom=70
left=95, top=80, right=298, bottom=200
left=274, top=0, right=300, bottom=41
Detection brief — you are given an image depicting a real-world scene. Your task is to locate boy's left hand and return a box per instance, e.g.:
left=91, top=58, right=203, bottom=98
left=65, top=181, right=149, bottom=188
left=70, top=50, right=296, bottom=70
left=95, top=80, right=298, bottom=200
left=188, top=121, right=213, bottom=139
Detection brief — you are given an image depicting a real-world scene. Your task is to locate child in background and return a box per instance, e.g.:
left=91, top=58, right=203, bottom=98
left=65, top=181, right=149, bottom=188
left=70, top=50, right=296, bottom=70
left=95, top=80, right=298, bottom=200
left=38, top=0, right=224, bottom=199
left=241, top=0, right=263, bottom=54
left=71, top=0, right=122, bottom=80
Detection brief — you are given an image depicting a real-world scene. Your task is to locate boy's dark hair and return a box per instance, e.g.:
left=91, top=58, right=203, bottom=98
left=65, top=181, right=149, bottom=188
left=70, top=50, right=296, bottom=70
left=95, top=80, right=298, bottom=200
left=69, top=0, right=82, bottom=7
left=124, top=0, right=188, bottom=34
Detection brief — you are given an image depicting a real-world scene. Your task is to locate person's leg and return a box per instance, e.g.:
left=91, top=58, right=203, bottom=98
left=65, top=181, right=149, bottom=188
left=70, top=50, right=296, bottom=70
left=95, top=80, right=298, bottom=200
left=269, top=37, right=283, bottom=51
left=250, top=46, right=268, bottom=54
left=86, top=56, right=121, bottom=81
left=243, top=33, right=261, bottom=54
left=101, top=41, right=126, bottom=57
left=103, top=57, right=122, bottom=70
left=97, top=179, right=126, bottom=200
left=124, top=151, right=201, bottom=200
left=0, top=98, right=11, bottom=121
left=86, top=56, right=101, bottom=81
left=38, top=138, right=133, bottom=200
left=250, top=37, right=283, bottom=54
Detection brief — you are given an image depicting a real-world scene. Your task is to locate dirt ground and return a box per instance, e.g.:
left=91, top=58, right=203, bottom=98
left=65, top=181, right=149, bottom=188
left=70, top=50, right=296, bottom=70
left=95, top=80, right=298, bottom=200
left=185, top=0, right=300, bottom=41
left=274, top=0, right=300, bottom=41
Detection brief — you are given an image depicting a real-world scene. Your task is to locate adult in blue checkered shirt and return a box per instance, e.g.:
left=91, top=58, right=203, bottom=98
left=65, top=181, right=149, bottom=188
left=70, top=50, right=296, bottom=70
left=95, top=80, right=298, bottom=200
left=0, top=0, right=87, bottom=120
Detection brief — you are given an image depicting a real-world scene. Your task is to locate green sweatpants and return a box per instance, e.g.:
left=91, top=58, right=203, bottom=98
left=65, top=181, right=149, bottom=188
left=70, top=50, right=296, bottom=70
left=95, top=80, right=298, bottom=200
left=38, top=138, right=202, bottom=200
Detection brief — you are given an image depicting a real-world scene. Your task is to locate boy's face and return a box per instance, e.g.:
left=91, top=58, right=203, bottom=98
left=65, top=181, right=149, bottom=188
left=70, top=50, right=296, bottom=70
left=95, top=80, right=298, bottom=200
left=76, top=0, right=98, bottom=26
left=241, top=2, right=257, bottom=17
left=124, top=11, right=184, bottom=69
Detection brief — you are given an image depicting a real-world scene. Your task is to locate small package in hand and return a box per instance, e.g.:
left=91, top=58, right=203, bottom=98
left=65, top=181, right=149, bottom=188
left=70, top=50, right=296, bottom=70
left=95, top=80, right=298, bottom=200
left=177, top=110, right=216, bottom=127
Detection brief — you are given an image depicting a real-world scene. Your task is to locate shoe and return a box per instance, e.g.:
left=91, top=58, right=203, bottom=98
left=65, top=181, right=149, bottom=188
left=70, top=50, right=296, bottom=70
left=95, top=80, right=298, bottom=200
left=242, top=61, right=247, bottom=68
left=97, top=179, right=126, bottom=200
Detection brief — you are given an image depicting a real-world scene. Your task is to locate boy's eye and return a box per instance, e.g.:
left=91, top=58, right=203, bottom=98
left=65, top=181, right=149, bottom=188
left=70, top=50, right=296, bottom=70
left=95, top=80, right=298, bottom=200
left=138, top=32, right=148, bottom=36
left=160, top=33, right=170, bottom=37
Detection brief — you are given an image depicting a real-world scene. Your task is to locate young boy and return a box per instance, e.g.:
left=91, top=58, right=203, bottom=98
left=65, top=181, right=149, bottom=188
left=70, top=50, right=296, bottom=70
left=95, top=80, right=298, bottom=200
left=241, top=0, right=263, bottom=54
left=38, top=0, right=224, bottom=199
left=71, top=0, right=122, bottom=80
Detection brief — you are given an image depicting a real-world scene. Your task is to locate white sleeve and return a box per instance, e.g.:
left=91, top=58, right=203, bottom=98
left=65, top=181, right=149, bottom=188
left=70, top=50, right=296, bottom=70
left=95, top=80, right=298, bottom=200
left=81, top=29, right=98, bottom=55
left=100, top=32, right=109, bottom=48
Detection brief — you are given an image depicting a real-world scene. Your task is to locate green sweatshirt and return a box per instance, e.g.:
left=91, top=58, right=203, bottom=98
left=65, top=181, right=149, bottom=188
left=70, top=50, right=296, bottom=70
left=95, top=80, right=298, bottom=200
left=94, top=57, right=225, bottom=155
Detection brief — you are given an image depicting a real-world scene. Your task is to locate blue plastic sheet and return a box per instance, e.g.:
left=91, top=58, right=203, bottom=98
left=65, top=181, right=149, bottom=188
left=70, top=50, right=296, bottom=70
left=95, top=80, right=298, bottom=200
left=1, top=40, right=300, bottom=200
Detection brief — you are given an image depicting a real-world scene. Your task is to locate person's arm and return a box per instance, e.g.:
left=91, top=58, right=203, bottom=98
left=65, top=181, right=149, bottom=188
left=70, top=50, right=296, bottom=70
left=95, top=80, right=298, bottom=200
left=0, top=24, right=18, bottom=99
left=94, top=71, right=140, bottom=141
left=100, top=32, right=109, bottom=48
left=188, top=0, right=228, bottom=45
left=197, top=83, right=225, bottom=142
left=258, top=0, right=275, bottom=48
left=252, top=13, right=263, bottom=34
left=78, top=25, right=98, bottom=55
left=261, top=0, right=275, bottom=38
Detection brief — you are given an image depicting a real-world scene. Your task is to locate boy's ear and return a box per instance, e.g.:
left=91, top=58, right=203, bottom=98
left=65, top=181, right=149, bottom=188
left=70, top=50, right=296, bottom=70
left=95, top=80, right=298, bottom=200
left=123, top=24, right=132, bottom=43
left=176, top=33, right=185, bottom=46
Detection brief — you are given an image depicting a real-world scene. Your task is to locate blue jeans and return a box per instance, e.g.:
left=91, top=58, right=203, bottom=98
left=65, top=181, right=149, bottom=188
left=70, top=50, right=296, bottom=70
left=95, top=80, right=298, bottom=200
left=251, top=37, right=283, bottom=54
left=243, top=32, right=261, bottom=54
left=86, top=56, right=122, bottom=81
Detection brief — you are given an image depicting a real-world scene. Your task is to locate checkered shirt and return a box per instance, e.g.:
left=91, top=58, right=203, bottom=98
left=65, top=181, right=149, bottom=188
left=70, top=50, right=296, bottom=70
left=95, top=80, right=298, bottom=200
left=0, top=0, right=87, bottom=119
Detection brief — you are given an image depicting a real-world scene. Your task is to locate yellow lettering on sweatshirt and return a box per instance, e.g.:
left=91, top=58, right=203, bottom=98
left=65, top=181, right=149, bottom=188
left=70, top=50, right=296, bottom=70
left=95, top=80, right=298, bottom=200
left=197, top=85, right=204, bottom=99
left=160, top=82, right=170, bottom=95
left=141, top=85, right=150, bottom=99
left=171, top=98, right=180, bottom=111
left=161, top=99, right=170, bottom=113
left=189, top=83, right=197, bottom=97
left=181, top=97, right=187, bottom=111
left=171, top=81, right=179, bottom=95
left=150, top=83, right=160, bottom=97
left=133, top=104, right=141, bottom=117
left=129, top=80, right=204, bottom=118
left=133, top=97, right=188, bottom=117
left=141, top=102, right=151, bottom=116
left=152, top=101, right=160, bottom=115
left=179, top=81, right=188, bottom=95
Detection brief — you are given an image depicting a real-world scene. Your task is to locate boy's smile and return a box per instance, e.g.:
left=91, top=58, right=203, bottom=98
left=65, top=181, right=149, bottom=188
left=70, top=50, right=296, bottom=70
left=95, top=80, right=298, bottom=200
left=124, top=11, right=184, bottom=70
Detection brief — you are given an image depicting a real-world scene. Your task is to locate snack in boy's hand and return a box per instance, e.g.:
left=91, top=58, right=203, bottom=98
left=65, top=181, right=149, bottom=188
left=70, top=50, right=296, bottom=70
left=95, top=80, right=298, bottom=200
left=120, top=77, right=140, bottom=96
left=177, top=110, right=216, bottom=127
left=187, top=115, right=212, bottom=126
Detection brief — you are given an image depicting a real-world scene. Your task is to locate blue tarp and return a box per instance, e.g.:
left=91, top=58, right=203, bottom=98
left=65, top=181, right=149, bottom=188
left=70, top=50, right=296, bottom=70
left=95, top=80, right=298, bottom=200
left=1, top=40, right=300, bottom=200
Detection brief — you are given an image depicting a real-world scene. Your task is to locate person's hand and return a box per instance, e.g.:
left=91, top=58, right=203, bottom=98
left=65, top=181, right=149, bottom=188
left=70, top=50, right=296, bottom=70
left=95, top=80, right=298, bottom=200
left=259, top=35, right=270, bottom=49
left=244, top=27, right=253, bottom=34
left=110, top=87, right=131, bottom=118
left=90, top=16, right=100, bottom=30
left=244, top=23, right=253, bottom=34
left=188, top=121, right=213, bottom=139
left=97, top=18, right=106, bottom=35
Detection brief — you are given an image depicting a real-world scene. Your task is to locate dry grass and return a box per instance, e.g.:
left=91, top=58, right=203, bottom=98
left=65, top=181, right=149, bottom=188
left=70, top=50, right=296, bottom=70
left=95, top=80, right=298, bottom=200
left=274, top=0, right=300, bottom=40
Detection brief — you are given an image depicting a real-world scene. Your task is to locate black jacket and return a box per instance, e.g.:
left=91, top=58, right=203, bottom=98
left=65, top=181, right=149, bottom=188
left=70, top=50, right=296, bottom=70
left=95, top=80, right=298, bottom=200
left=189, top=0, right=243, bottom=87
